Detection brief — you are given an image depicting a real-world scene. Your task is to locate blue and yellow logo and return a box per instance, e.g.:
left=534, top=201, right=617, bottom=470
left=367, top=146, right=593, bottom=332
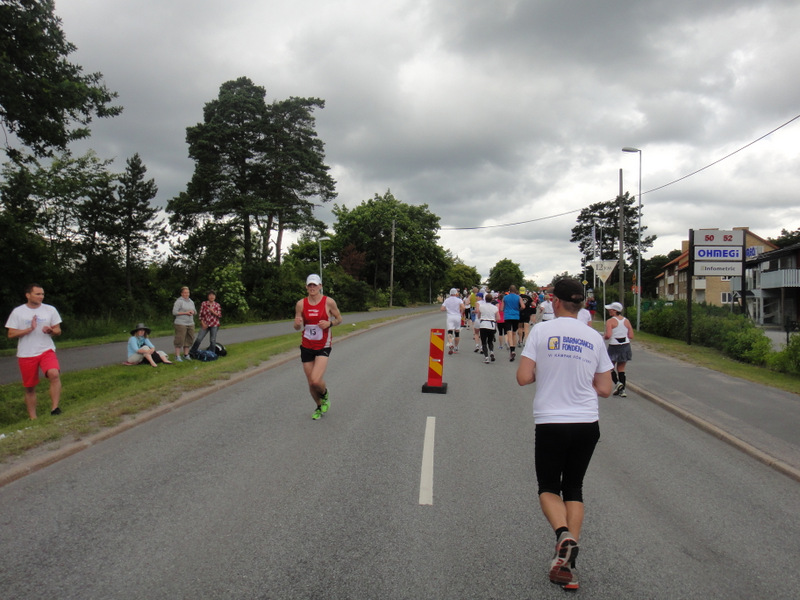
left=548, top=336, right=560, bottom=350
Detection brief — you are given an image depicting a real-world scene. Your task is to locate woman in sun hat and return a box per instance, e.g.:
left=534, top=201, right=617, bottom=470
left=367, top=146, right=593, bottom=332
left=126, top=323, right=172, bottom=367
left=603, top=302, right=634, bottom=397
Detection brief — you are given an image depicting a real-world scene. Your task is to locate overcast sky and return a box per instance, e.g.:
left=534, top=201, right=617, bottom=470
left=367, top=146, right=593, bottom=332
left=56, top=0, right=800, bottom=286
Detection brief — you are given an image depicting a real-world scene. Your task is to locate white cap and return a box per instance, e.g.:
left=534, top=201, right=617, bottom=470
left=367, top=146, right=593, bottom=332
left=449, top=288, right=458, bottom=296
left=306, top=274, right=322, bottom=286
left=605, top=302, right=623, bottom=312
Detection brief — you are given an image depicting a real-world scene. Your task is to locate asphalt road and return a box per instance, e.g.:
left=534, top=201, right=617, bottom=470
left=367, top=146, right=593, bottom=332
left=1, top=312, right=799, bottom=599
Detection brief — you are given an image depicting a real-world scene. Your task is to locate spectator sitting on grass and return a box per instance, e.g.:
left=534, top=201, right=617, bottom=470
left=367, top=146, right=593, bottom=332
left=125, top=323, right=172, bottom=367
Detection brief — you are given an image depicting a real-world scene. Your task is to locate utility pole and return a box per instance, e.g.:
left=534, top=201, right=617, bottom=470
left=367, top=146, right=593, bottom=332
left=389, top=219, right=396, bottom=308
left=618, top=169, right=625, bottom=304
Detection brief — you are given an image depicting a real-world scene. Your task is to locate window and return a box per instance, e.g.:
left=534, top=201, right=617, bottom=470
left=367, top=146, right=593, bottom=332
left=721, top=276, right=731, bottom=282
left=721, top=292, right=733, bottom=304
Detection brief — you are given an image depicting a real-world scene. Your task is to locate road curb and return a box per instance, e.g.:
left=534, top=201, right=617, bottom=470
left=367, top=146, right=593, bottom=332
left=629, top=383, right=800, bottom=484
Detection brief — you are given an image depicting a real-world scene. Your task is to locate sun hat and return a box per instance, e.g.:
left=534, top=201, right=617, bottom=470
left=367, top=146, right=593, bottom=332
left=604, top=302, right=624, bottom=312
left=306, top=274, right=322, bottom=286
left=130, top=322, right=151, bottom=335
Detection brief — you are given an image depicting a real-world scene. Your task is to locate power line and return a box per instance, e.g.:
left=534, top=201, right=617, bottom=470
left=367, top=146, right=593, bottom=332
left=441, top=113, right=800, bottom=232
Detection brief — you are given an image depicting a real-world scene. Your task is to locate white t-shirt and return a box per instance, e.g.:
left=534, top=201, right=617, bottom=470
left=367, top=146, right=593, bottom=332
left=441, top=295, right=464, bottom=316
left=539, top=300, right=554, bottom=320
left=577, top=308, right=592, bottom=325
left=522, top=317, right=613, bottom=424
left=477, top=302, right=499, bottom=329
left=5, top=303, right=62, bottom=358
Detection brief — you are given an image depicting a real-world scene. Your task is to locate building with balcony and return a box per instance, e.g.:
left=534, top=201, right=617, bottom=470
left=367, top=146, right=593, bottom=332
left=732, top=241, right=800, bottom=327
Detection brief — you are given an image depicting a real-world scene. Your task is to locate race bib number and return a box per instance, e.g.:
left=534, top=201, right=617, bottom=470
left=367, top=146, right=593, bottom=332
left=303, top=324, right=323, bottom=341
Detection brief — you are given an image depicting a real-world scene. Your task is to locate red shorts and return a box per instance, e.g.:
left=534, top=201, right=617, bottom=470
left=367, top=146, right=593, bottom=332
left=18, top=350, right=60, bottom=388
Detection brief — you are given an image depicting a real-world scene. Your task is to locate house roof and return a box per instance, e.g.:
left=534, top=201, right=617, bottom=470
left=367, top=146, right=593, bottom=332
left=745, top=240, right=800, bottom=266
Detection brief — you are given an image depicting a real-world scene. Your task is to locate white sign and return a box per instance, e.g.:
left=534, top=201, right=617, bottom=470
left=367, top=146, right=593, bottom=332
left=694, top=246, right=742, bottom=261
left=590, top=260, right=618, bottom=283
left=695, top=262, right=743, bottom=276
left=694, top=229, right=744, bottom=246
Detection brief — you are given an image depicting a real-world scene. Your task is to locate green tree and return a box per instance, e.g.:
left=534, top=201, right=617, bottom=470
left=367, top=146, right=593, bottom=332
left=488, top=258, right=524, bottom=291
left=115, top=153, right=160, bottom=297
left=168, top=77, right=335, bottom=289
left=768, top=227, right=800, bottom=249
left=445, top=261, right=480, bottom=295
left=332, top=190, right=448, bottom=304
left=0, top=0, right=121, bottom=159
left=261, top=96, right=336, bottom=265
left=570, top=193, right=656, bottom=285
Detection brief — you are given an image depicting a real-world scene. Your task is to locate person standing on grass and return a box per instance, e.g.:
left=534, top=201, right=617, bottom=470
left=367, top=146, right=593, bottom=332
left=294, top=274, right=343, bottom=420
left=603, top=301, right=634, bottom=397
left=190, top=290, right=222, bottom=355
left=440, top=288, right=464, bottom=354
left=172, top=286, right=196, bottom=362
left=5, top=284, right=63, bottom=419
left=516, top=278, right=613, bottom=592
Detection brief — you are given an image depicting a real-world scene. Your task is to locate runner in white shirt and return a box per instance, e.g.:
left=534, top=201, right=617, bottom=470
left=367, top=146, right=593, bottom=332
left=516, top=278, right=613, bottom=592
left=440, top=288, right=465, bottom=354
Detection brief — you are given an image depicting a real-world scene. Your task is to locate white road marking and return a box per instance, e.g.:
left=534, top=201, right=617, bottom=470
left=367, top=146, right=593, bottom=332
left=419, top=416, right=435, bottom=505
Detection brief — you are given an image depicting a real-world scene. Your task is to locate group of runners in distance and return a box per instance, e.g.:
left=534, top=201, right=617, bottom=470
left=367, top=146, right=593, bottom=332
left=441, top=279, right=634, bottom=591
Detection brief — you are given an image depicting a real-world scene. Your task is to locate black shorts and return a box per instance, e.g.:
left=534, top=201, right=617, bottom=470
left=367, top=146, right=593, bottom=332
left=300, top=345, right=332, bottom=362
left=505, top=319, right=520, bottom=332
left=535, top=422, right=600, bottom=502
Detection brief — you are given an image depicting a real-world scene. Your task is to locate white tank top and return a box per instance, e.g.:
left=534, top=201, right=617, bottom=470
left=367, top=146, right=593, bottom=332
left=608, top=316, right=629, bottom=345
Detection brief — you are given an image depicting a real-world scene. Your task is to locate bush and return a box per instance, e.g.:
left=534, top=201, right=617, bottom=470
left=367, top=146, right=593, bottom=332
left=721, top=329, right=772, bottom=365
left=767, top=333, right=800, bottom=374
left=641, top=301, right=774, bottom=367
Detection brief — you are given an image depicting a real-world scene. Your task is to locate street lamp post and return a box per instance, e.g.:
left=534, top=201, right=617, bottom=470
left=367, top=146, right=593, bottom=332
left=317, top=236, right=330, bottom=281
left=622, top=147, right=642, bottom=330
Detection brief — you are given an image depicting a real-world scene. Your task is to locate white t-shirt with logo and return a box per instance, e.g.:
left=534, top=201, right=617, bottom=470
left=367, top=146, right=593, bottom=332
left=5, top=303, right=62, bottom=358
left=522, top=317, right=613, bottom=424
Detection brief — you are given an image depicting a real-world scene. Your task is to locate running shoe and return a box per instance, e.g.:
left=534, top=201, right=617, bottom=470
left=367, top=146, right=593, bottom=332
left=613, top=382, right=623, bottom=396
left=320, top=390, right=330, bottom=412
left=448, top=345, right=453, bottom=355
left=312, top=407, right=323, bottom=420
left=175, top=355, right=183, bottom=362
left=490, top=353, right=495, bottom=362
left=619, top=388, right=627, bottom=398
left=510, top=351, right=516, bottom=362
left=474, top=345, right=480, bottom=353
left=484, top=356, right=490, bottom=363
left=549, top=531, right=579, bottom=586
left=562, top=566, right=579, bottom=592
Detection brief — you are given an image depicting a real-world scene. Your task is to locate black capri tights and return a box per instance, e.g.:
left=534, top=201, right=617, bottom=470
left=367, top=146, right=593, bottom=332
left=535, top=422, right=600, bottom=502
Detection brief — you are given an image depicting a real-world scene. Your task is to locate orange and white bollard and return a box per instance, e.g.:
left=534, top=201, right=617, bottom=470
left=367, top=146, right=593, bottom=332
left=422, top=328, right=448, bottom=394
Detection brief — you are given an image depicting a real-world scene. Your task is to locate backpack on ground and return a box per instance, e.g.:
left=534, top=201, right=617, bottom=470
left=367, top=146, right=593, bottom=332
left=213, top=342, right=227, bottom=357
left=196, top=349, right=218, bottom=362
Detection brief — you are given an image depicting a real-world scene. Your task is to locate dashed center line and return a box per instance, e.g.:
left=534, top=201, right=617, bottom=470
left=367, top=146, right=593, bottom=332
left=419, top=416, right=435, bottom=505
